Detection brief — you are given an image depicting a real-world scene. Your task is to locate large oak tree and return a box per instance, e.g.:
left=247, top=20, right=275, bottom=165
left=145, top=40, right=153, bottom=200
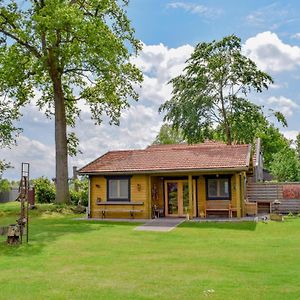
left=0, top=0, right=142, bottom=203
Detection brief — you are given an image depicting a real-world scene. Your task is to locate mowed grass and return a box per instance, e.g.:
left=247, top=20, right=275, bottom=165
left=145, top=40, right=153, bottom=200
left=1, top=202, right=300, bottom=300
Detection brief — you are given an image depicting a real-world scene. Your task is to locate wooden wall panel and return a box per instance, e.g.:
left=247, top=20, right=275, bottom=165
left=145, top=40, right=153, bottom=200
left=89, top=175, right=150, bottom=219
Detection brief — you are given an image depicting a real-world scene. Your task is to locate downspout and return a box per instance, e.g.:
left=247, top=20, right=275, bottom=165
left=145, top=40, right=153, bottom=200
left=88, top=176, right=91, bottom=218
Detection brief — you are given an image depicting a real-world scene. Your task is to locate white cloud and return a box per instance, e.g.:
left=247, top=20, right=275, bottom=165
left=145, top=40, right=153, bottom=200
left=166, top=2, right=222, bottom=18
left=269, top=82, right=288, bottom=89
left=291, top=33, right=300, bottom=40
left=132, top=43, right=193, bottom=104
left=243, top=31, right=300, bottom=72
left=267, top=96, right=299, bottom=117
left=282, top=130, right=299, bottom=142
left=0, top=136, right=55, bottom=179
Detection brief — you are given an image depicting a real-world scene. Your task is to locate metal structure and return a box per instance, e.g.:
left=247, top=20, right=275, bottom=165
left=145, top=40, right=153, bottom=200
left=2, top=163, right=31, bottom=245
left=17, top=163, right=30, bottom=244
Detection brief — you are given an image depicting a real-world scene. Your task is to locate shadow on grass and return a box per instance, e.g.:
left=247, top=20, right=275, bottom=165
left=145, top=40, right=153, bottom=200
left=0, top=217, right=138, bottom=257
left=179, top=221, right=257, bottom=231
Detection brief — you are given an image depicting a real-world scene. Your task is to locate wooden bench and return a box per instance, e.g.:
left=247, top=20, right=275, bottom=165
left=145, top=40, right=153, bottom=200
left=205, top=200, right=232, bottom=218
left=95, top=201, right=144, bottom=219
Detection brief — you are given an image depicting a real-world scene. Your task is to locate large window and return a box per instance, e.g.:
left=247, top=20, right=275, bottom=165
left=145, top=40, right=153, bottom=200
left=107, top=177, right=130, bottom=201
left=206, top=176, right=231, bottom=200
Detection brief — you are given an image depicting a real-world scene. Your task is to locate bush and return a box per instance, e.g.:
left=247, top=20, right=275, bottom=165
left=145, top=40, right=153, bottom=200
left=70, top=189, right=80, bottom=205
left=69, top=178, right=88, bottom=206
left=33, top=177, right=56, bottom=203
left=0, top=179, right=10, bottom=192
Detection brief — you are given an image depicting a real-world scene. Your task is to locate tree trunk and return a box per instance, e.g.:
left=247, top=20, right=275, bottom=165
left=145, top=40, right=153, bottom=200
left=219, top=87, right=232, bottom=145
left=54, top=81, right=70, bottom=204
left=49, top=59, right=70, bottom=204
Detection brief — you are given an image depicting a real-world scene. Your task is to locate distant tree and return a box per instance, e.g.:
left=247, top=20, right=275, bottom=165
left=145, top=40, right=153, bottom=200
left=0, top=1, right=142, bottom=203
left=159, top=35, right=286, bottom=144
left=270, top=147, right=300, bottom=182
left=0, top=178, right=10, bottom=192
left=152, top=124, right=185, bottom=145
left=257, top=125, right=290, bottom=170
left=295, top=133, right=300, bottom=160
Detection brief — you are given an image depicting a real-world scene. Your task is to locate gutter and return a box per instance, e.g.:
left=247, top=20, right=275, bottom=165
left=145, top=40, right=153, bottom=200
left=79, top=166, right=249, bottom=176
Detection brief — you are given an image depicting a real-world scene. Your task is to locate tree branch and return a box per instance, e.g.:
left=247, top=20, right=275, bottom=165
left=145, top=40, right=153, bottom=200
left=0, top=28, right=41, bottom=58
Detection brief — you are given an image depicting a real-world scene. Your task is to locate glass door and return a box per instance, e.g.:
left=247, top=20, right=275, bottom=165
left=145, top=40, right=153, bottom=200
left=182, top=182, right=189, bottom=216
left=165, top=182, right=179, bottom=216
left=164, top=180, right=196, bottom=217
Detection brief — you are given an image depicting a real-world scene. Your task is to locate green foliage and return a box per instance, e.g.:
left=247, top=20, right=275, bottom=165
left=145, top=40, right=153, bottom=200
left=33, top=177, right=56, bottom=203
left=152, top=123, right=185, bottom=145
left=0, top=160, right=11, bottom=179
left=0, top=0, right=143, bottom=203
left=0, top=178, right=10, bottom=192
left=70, top=189, right=81, bottom=205
left=213, top=98, right=268, bottom=144
left=0, top=97, right=21, bottom=176
left=0, top=1, right=142, bottom=127
left=295, top=133, right=300, bottom=160
left=270, top=147, right=300, bottom=182
left=258, top=125, right=290, bottom=170
left=159, top=35, right=285, bottom=145
left=69, top=178, right=88, bottom=206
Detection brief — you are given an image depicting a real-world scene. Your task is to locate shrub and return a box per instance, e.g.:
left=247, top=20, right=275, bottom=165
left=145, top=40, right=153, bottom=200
left=70, top=189, right=80, bottom=205
left=0, top=179, right=10, bottom=192
left=69, top=178, right=88, bottom=206
left=33, top=177, right=56, bottom=203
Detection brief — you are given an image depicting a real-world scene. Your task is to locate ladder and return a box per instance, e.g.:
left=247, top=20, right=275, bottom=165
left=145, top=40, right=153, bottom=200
left=18, top=163, right=30, bottom=243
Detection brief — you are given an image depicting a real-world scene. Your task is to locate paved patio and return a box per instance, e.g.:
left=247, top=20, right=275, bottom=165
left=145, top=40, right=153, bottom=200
left=135, top=218, right=185, bottom=232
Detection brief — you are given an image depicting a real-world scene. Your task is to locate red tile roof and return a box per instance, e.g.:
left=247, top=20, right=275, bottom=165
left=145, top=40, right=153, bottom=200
left=79, top=142, right=251, bottom=174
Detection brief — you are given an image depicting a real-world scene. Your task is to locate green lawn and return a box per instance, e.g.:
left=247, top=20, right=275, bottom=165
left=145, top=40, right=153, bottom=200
left=1, top=202, right=300, bottom=300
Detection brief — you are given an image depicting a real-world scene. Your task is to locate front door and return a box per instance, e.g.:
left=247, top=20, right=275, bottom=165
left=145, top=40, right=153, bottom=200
left=164, top=180, right=196, bottom=217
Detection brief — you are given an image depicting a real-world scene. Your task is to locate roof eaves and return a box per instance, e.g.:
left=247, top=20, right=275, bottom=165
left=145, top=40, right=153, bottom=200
left=80, top=166, right=249, bottom=176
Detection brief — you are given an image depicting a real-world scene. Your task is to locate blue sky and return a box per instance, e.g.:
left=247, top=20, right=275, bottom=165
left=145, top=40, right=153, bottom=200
left=1, top=0, right=300, bottom=179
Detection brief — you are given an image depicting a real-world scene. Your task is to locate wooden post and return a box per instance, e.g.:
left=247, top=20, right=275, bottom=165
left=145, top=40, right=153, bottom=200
left=235, top=173, right=241, bottom=218
left=148, top=175, right=152, bottom=219
left=240, top=173, right=245, bottom=217
left=188, top=174, right=193, bottom=220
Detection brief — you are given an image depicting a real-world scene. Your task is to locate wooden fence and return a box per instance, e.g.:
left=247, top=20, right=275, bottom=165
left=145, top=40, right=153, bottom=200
left=246, top=182, right=300, bottom=214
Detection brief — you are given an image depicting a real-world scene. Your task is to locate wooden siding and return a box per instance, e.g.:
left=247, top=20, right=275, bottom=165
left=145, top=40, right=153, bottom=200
left=89, top=171, right=246, bottom=219
left=247, top=182, right=300, bottom=214
left=197, top=173, right=243, bottom=218
left=90, top=175, right=150, bottom=219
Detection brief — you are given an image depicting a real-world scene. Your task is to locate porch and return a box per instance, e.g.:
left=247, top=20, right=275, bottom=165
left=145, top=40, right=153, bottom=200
left=149, top=172, right=245, bottom=219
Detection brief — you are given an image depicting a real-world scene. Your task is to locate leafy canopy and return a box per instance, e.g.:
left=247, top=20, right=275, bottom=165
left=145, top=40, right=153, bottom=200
left=0, top=0, right=143, bottom=149
left=295, top=133, right=300, bottom=161
left=159, top=35, right=286, bottom=145
left=0, top=97, right=20, bottom=176
left=270, top=147, right=300, bottom=182
left=0, top=0, right=143, bottom=203
left=152, top=123, right=185, bottom=145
